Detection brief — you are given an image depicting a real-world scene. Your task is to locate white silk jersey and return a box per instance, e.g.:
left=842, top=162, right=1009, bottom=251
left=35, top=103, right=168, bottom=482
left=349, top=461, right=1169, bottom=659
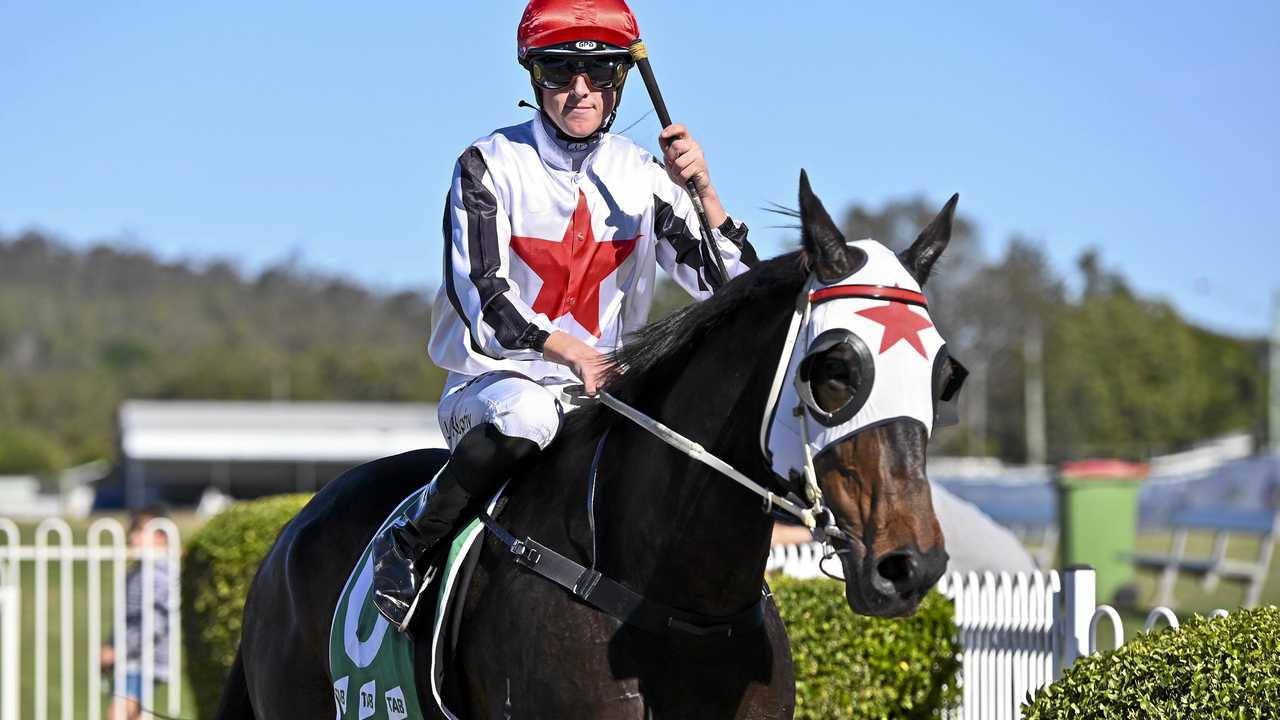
left=428, top=116, right=758, bottom=384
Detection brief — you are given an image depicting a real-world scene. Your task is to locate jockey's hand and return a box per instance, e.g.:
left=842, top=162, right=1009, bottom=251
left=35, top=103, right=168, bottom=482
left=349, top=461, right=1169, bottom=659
left=542, top=331, right=613, bottom=395
left=659, top=124, right=727, bottom=227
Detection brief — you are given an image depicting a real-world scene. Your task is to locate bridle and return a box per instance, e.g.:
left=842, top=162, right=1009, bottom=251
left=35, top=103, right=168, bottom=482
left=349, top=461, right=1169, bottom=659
left=480, top=267, right=949, bottom=636
left=585, top=274, right=949, bottom=590
left=593, top=272, right=942, bottom=541
left=591, top=273, right=921, bottom=546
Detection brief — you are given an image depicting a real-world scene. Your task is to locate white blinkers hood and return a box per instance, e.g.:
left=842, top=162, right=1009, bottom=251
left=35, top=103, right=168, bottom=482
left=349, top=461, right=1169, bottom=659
left=762, top=240, right=949, bottom=482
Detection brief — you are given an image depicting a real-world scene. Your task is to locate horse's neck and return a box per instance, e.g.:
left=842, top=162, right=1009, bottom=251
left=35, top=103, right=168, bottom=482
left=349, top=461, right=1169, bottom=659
left=596, top=291, right=798, bottom=616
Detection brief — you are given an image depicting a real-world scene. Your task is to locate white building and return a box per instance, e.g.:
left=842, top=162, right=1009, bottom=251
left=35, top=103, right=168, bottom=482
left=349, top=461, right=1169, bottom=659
left=116, top=400, right=445, bottom=507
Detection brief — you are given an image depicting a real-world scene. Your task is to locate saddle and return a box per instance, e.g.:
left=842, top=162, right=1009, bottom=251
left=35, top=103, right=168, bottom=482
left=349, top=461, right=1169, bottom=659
left=328, top=394, right=776, bottom=719
left=328, top=482, right=503, bottom=720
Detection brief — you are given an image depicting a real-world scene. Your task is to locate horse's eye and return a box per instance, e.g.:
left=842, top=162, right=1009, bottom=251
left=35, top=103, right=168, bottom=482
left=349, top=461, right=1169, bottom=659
left=809, top=347, right=858, bottom=413
left=820, top=356, right=851, bottom=384
left=799, top=331, right=876, bottom=426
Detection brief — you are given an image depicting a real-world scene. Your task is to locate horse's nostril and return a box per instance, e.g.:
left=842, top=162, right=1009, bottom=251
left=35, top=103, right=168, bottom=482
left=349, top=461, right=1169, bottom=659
left=876, top=551, right=918, bottom=584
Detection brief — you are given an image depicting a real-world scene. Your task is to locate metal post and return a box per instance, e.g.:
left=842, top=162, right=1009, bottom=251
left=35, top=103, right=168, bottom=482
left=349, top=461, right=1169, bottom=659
left=0, top=520, right=19, bottom=720
left=1, top=564, right=18, bottom=720
left=160, top=519, right=182, bottom=716
left=1024, top=321, right=1047, bottom=465
left=140, top=525, right=156, bottom=719
left=1055, top=566, right=1096, bottom=679
left=1270, top=291, right=1279, bottom=454
left=35, top=519, right=74, bottom=720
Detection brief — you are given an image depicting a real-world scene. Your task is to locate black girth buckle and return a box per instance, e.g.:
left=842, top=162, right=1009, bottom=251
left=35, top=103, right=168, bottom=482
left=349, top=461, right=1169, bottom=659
left=511, top=539, right=542, bottom=566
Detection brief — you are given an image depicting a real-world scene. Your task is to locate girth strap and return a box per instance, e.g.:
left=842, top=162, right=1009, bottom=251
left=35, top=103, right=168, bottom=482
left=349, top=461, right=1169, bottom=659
left=477, top=512, right=765, bottom=639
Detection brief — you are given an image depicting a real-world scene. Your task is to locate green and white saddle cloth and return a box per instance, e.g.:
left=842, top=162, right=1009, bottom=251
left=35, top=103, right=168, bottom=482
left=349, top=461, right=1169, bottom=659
left=328, top=483, right=493, bottom=720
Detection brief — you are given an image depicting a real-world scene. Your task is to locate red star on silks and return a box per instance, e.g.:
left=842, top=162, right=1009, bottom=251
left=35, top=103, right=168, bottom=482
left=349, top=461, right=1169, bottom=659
left=509, top=190, right=638, bottom=337
left=856, top=298, right=934, bottom=358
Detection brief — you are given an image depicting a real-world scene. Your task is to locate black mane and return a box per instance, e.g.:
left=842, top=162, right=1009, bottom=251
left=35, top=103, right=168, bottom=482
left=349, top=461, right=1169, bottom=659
left=564, top=250, right=809, bottom=436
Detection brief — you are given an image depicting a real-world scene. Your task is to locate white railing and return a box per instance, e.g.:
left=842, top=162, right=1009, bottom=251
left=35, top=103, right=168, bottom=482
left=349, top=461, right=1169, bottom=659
left=0, top=516, right=182, bottom=720
left=766, top=541, right=830, bottom=580
left=936, top=566, right=1231, bottom=719
left=939, top=570, right=1059, bottom=720
left=1, top=562, right=18, bottom=720
left=765, top=548, right=1233, bottom=719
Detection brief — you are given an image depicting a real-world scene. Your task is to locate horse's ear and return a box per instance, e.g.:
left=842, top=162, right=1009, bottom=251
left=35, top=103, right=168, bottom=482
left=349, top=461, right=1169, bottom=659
left=799, top=169, right=854, bottom=283
left=900, top=193, right=959, bottom=287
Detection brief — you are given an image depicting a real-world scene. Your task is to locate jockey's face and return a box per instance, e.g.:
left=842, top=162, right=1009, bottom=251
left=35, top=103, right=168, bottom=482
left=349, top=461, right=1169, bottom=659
left=540, top=72, right=617, bottom=139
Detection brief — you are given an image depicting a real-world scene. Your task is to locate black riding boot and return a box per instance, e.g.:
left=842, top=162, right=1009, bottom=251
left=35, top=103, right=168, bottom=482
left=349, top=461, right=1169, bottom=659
left=371, top=424, right=539, bottom=632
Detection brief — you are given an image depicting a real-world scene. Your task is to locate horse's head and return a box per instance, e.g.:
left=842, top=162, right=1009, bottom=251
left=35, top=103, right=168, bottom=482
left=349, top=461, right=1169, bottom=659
left=765, top=171, right=966, bottom=618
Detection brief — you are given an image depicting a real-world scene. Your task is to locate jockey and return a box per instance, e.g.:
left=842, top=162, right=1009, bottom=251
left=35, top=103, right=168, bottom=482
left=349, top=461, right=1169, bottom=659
left=371, top=0, right=758, bottom=631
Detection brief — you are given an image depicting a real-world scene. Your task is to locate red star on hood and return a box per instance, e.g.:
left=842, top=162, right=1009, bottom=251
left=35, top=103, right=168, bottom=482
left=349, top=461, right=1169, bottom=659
left=510, top=190, right=638, bottom=337
left=856, top=297, right=934, bottom=358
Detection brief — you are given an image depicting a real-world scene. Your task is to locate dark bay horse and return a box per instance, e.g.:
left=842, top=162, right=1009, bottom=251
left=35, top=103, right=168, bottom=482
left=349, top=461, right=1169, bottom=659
left=218, top=173, right=959, bottom=719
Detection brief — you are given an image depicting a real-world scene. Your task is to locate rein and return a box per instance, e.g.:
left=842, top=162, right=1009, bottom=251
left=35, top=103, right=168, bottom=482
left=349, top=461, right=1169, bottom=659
left=596, top=275, right=858, bottom=541
left=595, top=392, right=817, bottom=528
left=476, top=273, right=871, bottom=639
left=592, top=273, right=855, bottom=542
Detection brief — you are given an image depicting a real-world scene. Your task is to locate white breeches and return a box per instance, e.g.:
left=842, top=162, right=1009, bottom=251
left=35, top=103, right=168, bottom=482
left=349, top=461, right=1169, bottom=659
left=437, top=371, right=576, bottom=451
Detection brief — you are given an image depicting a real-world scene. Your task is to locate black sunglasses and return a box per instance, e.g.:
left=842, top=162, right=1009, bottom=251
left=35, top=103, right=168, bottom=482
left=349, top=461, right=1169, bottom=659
left=528, top=55, right=632, bottom=91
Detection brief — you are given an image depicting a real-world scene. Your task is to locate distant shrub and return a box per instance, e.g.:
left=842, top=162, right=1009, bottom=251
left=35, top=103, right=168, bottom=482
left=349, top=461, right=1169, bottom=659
left=772, top=577, right=960, bottom=719
left=182, top=493, right=311, bottom=718
left=1024, top=606, right=1280, bottom=719
left=0, top=427, right=68, bottom=474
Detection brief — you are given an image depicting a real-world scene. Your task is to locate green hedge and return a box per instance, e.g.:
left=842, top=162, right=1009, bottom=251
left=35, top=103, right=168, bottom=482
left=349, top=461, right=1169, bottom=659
left=182, top=498, right=960, bottom=719
left=772, top=577, right=960, bottom=719
left=182, top=493, right=312, bottom=718
left=1024, top=606, right=1280, bottom=719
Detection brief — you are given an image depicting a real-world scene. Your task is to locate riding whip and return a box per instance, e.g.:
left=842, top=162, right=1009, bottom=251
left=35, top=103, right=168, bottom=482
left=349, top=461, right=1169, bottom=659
left=628, top=39, right=732, bottom=286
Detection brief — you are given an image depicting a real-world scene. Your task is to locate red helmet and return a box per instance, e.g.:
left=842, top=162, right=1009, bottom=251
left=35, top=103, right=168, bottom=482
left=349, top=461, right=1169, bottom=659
left=517, top=0, right=640, bottom=62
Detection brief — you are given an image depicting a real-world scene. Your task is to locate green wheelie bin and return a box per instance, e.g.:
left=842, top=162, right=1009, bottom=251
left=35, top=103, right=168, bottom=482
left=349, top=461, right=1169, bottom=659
left=1056, top=459, right=1148, bottom=607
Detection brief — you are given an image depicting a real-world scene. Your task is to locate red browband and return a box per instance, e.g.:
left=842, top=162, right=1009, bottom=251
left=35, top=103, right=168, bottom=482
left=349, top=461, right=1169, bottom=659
left=809, top=284, right=929, bottom=308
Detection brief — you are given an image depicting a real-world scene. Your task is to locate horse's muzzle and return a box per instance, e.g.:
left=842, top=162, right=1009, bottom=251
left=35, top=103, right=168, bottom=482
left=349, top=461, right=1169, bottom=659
left=842, top=544, right=948, bottom=618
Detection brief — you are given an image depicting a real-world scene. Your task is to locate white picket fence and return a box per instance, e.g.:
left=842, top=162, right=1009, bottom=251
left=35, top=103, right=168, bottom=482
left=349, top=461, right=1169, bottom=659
left=766, top=545, right=1230, bottom=719
left=938, top=567, right=1233, bottom=718
left=0, top=527, right=1225, bottom=720
left=0, top=516, right=182, bottom=720
left=766, top=541, right=831, bottom=580
left=938, top=570, right=1060, bottom=719
left=0, top=562, right=18, bottom=720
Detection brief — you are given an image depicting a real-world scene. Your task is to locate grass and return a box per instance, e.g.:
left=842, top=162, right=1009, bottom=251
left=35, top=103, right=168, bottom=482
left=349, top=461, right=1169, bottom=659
left=1130, top=529, right=1277, bottom=610
left=1025, top=528, right=1278, bottom=647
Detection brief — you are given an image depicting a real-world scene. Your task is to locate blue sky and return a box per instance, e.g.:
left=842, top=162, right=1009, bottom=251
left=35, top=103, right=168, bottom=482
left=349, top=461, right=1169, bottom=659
left=2, top=2, right=1277, bottom=336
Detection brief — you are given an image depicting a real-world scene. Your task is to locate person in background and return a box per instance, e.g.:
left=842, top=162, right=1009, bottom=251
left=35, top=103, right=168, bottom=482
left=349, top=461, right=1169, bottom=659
left=100, top=505, right=173, bottom=720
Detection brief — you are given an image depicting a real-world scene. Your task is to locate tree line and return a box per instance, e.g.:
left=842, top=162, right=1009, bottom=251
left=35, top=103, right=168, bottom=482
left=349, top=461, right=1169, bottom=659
left=0, top=209, right=1268, bottom=474
left=840, top=198, right=1268, bottom=463
left=0, top=231, right=445, bottom=473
